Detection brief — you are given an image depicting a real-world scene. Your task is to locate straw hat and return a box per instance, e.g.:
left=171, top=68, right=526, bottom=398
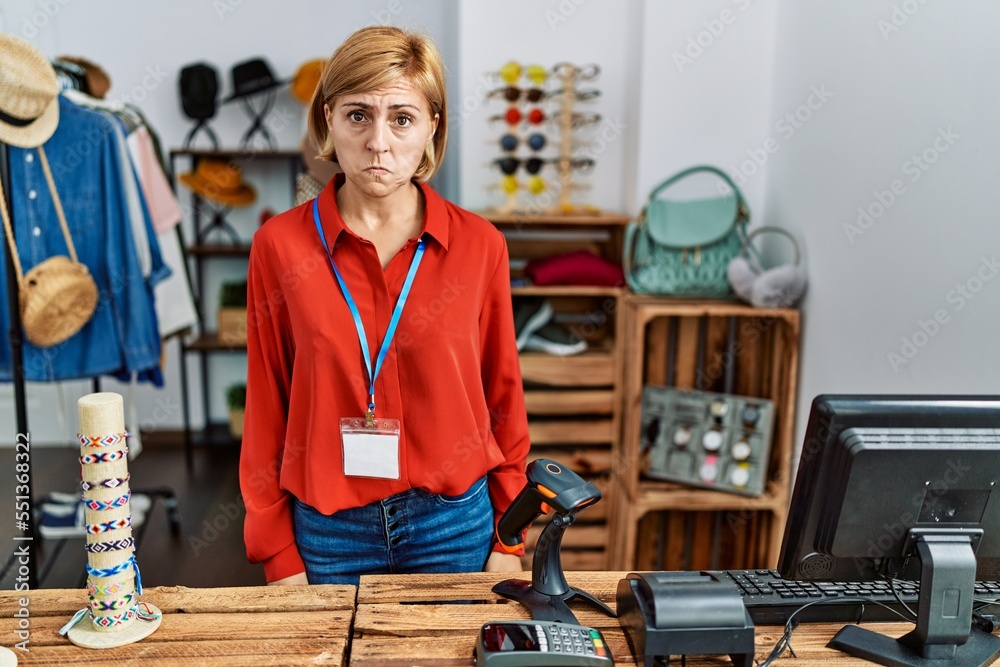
left=57, top=56, right=112, bottom=99
left=0, top=34, right=60, bottom=148
left=179, top=159, right=256, bottom=207
left=289, top=59, right=325, bottom=105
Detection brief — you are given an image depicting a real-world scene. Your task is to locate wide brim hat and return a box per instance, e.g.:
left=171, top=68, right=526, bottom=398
left=288, top=58, right=325, bottom=105
left=57, top=55, right=112, bottom=99
left=179, top=159, right=256, bottom=207
left=0, top=34, right=60, bottom=148
left=223, top=57, right=285, bottom=103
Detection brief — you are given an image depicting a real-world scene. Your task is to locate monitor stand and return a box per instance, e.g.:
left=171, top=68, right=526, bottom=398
left=829, top=530, right=1000, bottom=667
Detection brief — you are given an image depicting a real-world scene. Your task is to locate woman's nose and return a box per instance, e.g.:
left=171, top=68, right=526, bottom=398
left=366, top=123, right=390, bottom=153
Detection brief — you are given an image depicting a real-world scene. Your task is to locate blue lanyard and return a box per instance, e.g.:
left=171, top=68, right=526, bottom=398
left=312, top=197, right=426, bottom=423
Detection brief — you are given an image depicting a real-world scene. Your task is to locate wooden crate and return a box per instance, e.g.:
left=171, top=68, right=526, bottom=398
left=608, top=296, right=800, bottom=570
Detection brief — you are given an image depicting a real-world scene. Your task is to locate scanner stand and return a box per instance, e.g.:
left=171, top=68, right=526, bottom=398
left=492, top=513, right=616, bottom=624
left=616, top=571, right=756, bottom=667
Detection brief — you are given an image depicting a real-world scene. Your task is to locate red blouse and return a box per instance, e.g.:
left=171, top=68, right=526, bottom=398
left=239, top=175, right=530, bottom=582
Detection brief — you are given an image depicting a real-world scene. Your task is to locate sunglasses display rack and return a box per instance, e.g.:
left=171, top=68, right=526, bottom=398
left=487, top=61, right=600, bottom=214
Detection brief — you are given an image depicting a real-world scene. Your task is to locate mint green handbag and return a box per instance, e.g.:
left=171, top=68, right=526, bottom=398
left=624, top=165, right=749, bottom=297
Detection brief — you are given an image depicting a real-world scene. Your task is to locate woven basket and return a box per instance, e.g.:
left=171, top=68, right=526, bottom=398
left=217, top=307, right=247, bottom=345
left=20, top=256, right=99, bottom=347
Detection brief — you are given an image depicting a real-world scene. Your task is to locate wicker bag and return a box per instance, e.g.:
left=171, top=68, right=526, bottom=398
left=0, top=146, right=98, bottom=347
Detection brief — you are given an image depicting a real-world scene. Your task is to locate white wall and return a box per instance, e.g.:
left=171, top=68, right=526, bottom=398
left=766, top=0, right=1000, bottom=453
left=2, top=1, right=998, bottom=456
left=0, top=0, right=458, bottom=444
left=456, top=0, right=641, bottom=213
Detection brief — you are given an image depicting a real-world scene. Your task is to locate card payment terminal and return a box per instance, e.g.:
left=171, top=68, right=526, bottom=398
left=475, top=620, right=613, bottom=666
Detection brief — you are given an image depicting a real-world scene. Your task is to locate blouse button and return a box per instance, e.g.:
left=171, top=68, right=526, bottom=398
left=28, top=190, right=37, bottom=200
left=25, top=153, right=34, bottom=163
left=32, top=227, right=41, bottom=237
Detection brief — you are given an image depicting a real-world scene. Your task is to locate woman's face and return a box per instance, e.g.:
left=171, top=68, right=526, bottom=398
left=324, top=78, right=439, bottom=199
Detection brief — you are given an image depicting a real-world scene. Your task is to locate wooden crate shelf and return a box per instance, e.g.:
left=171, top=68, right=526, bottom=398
left=607, top=295, right=801, bottom=571
left=482, top=212, right=632, bottom=571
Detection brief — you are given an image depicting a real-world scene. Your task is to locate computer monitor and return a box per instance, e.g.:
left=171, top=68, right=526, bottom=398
left=777, top=395, right=1000, bottom=667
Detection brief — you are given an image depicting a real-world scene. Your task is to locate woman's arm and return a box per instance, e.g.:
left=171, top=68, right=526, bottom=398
left=239, top=239, right=306, bottom=583
left=478, top=243, right=532, bottom=558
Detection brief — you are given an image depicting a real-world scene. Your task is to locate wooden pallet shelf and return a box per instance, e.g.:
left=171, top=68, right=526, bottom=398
left=607, top=295, right=801, bottom=571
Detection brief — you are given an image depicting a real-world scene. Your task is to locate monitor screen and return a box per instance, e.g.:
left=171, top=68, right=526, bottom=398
left=778, top=395, right=1000, bottom=583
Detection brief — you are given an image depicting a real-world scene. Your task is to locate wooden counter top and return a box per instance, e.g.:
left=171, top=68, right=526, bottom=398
left=0, top=584, right=355, bottom=665
left=1, top=572, right=995, bottom=665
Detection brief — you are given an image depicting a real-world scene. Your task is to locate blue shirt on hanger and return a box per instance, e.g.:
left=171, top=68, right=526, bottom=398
left=0, top=95, right=168, bottom=385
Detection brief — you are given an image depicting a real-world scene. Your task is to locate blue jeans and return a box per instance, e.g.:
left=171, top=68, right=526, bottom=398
left=292, top=477, right=493, bottom=585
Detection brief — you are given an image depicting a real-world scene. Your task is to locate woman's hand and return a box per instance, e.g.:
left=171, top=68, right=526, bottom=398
left=484, top=551, right=523, bottom=572
left=268, top=571, right=309, bottom=586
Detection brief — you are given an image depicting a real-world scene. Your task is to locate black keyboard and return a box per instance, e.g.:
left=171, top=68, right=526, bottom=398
left=710, top=569, right=1000, bottom=626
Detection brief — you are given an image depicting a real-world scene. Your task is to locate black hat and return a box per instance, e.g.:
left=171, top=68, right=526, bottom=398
left=179, top=63, right=219, bottom=121
left=223, top=58, right=284, bottom=103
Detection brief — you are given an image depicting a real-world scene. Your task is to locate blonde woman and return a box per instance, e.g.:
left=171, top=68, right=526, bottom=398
left=240, top=26, right=529, bottom=585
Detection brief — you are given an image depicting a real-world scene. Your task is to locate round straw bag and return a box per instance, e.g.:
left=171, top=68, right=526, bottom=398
left=0, top=146, right=98, bottom=347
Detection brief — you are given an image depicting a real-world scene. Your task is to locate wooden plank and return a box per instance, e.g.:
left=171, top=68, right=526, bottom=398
left=524, top=389, right=614, bottom=415
left=673, top=316, right=699, bottom=389
left=521, top=549, right=606, bottom=572
left=0, top=610, right=353, bottom=647
left=642, top=317, right=670, bottom=387
left=4, top=639, right=347, bottom=666
left=700, top=314, right=733, bottom=392
left=0, top=585, right=355, bottom=618
left=349, top=633, right=638, bottom=667
left=482, top=212, right=632, bottom=226
left=637, top=484, right=784, bottom=513
left=511, top=286, right=621, bottom=298
left=354, top=603, right=622, bottom=637
left=535, top=449, right=613, bottom=476
left=519, top=351, right=615, bottom=387
left=530, top=419, right=614, bottom=445
left=356, top=572, right=629, bottom=605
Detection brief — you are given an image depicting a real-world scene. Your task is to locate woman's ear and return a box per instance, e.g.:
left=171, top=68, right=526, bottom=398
left=324, top=103, right=333, bottom=127
left=428, top=112, right=440, bottom=142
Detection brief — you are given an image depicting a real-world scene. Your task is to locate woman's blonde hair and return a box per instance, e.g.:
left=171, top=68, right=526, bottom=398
left=308, top=26, right=448, bottom=183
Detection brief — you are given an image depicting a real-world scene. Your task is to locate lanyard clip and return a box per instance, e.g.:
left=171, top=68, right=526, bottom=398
left=365, top=394, right=376, bottom=428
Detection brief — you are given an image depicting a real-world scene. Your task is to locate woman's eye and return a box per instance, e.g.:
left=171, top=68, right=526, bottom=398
left=348, top=110, right=366, bottom=122
left=395, top=115, right=412, bottom=127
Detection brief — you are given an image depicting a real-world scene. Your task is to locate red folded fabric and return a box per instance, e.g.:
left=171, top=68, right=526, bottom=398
left=524, top=250, right=625, bottom=287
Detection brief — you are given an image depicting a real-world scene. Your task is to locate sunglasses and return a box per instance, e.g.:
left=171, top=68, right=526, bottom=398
left=490, top=109, right=602, bottom=128
left=552, top=62, right=601, bottom=81
left=489, top=86, right=548, bottom=103
left=500, top=133, right=546, bottom=152
left=494, top=156, right=547, bottom=176
left=498, top=62, right=549, bottom=85
left=490, top=107, right=547, bottom=126
left=500, top=175, right=547, bottom=196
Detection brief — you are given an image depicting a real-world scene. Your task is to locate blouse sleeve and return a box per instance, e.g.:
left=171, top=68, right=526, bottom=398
left=239, top=238, right=305, bottom=582
left=478, top=242, right=531, bottom=554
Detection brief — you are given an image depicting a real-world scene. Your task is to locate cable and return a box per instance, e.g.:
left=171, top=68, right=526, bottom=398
left=755, top=595, right=914, bottom=667
left=886, top=575, right=918, bottom=620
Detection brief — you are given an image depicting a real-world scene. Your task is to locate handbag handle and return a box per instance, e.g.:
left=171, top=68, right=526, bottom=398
left=739, top=225, right=802, bottom=267
left=0, top=145, right=80, bottom=287
left=641, top=165, right=749, bottom=223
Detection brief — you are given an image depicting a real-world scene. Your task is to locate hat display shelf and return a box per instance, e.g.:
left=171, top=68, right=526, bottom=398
left=169, top=145, right=301, bottom=470
left=236, top=90, right=277, bottom=150
left=60, top=392, right=161, bottom=648
left=486, top=61, right=600, bottom=215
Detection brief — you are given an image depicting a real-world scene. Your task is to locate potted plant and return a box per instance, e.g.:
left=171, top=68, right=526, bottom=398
left=217, top=279, right=248, bottom=345
left=226, top=383, right=247, bottom=440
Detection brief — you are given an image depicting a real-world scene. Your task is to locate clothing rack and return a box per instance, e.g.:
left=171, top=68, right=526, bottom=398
left=1, top=139, right=38, bottom=589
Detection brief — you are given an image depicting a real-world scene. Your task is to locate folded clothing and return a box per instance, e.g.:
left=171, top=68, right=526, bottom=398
left=524, top=249, right=625, bottom=287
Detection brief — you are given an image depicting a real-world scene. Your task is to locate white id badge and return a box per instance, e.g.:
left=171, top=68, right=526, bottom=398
left=340, top=418, right=401, bottom=479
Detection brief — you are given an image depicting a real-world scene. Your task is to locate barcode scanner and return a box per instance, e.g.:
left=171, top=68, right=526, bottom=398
left=491, top=459, right=616, bottom=623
